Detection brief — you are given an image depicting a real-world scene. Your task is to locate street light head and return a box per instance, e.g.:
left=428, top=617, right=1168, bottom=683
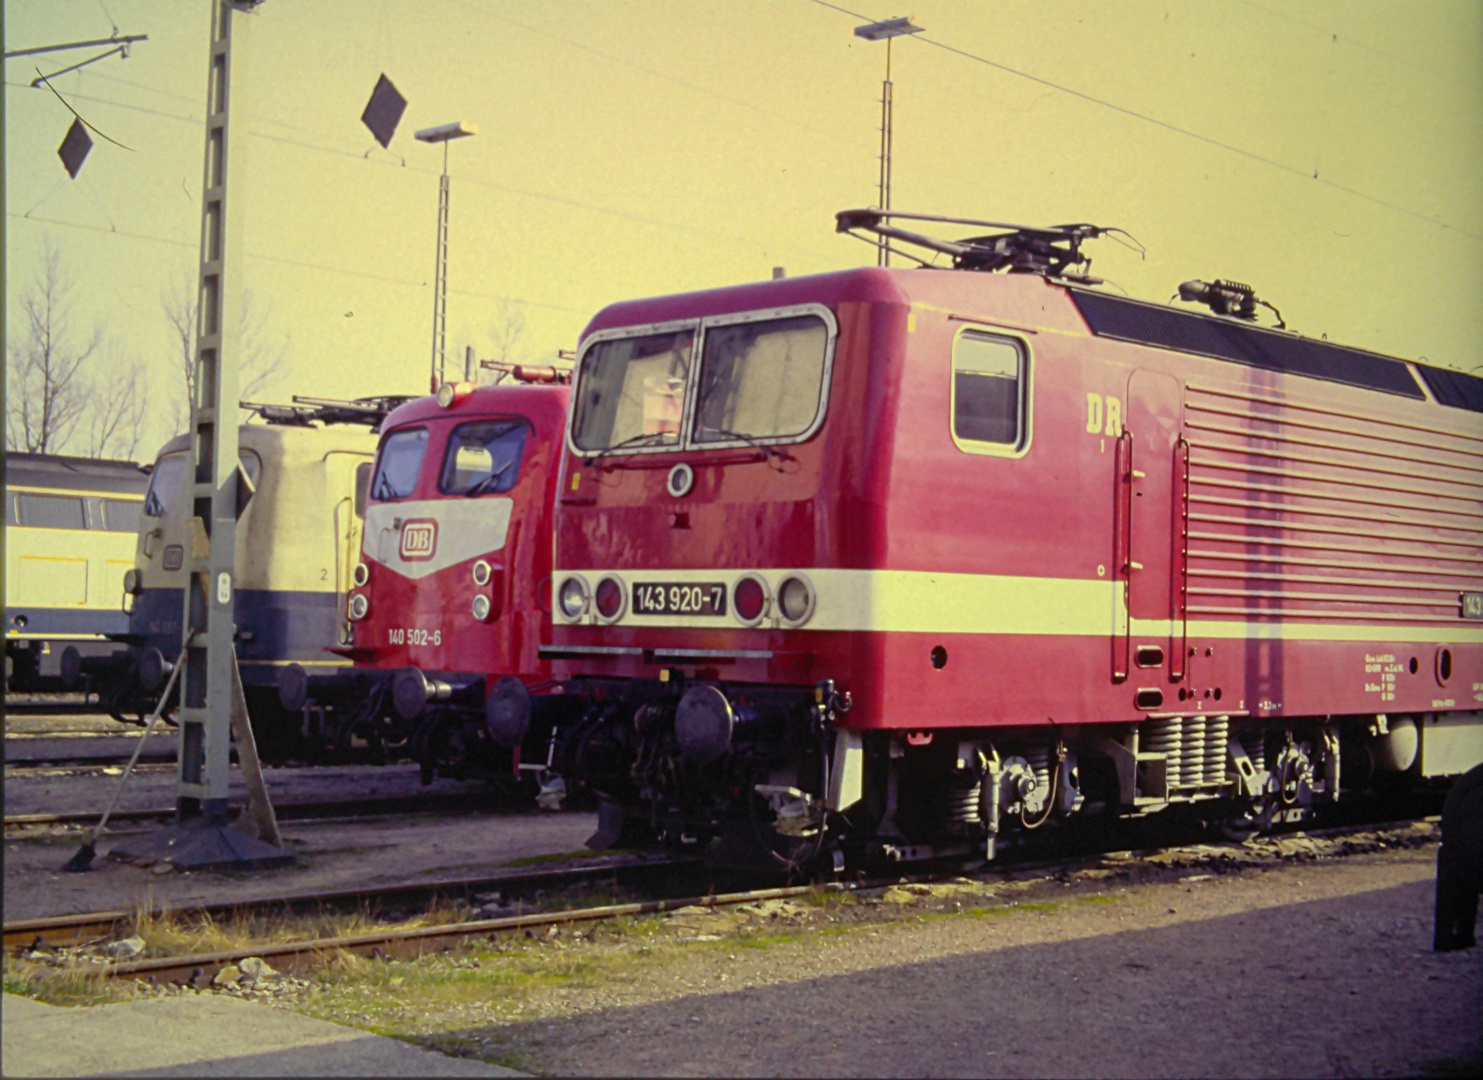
left=414, top=121, right=479, bottom=144
left=855, top=17, right=923, bottom=41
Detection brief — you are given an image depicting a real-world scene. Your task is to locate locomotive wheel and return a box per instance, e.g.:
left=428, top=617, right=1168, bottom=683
left=1220, top=804, right=1266, bottom=843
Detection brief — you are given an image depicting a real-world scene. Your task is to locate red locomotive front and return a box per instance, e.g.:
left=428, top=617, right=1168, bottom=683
left=541, top=212, right=1483, bottom=865
left=283, top=381, right=576, bottom=791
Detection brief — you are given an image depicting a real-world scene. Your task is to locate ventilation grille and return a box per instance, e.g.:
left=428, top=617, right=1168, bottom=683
left=1181, top=382, right=1483, bottom=624
left=1417, top=365, right=1483, bottom=415
left=1070, top=290, right=1423, bottom=399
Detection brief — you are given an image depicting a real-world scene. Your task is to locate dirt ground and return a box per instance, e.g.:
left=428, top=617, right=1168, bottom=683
left=444, top=847, right=1480, bottom=1078
left=3, top=762, right=598, bottom=921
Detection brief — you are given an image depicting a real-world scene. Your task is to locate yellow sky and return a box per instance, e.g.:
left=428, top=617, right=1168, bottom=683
left=6, top=0, right=1481, bottom=457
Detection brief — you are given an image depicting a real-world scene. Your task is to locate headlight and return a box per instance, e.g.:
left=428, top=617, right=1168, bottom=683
left=349, top=593, right=369, bottom=621
left=123, top=569, right=141, bottom=595
left=472, top=560, right=492, bottom=586
left=732, top=573, right=770, bottom=627
left=353, top=562, right=370, bottom=587
left=595, top=575, right=626, bottom=622
left=472, top=594, right=492, bottom=621
left=436, top=380, right=474, bottom=408
left=777, top=573, right=815, bottom=626
left=557, top=575, right=589, bottom=620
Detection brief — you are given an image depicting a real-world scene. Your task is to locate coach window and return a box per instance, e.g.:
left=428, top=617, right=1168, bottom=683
left=951, top=331, right=1028, bottom=453
left=18, top=494, right=86, bottom=530
left=102, top=499, right=142, bottom=533
left=572, top=329, right=694, bottom=452
left=693, top=314, right=830, bottom=445
left=370, top=428, right=428, bottom=500
left=5, top=494, right=17, bottom=527
left=439, top=420, right=529, bottom=495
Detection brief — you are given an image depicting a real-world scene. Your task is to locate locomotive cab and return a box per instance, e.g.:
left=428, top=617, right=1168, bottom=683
left=547, top=210, right=1483, bottom=869
left=293, top=382, right=575, bottom=789
left=106, top=412, right=383, bottom=760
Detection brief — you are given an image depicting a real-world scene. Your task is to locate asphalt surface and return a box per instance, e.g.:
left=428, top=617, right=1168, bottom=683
left=2, top=992, right=523, bottom=1077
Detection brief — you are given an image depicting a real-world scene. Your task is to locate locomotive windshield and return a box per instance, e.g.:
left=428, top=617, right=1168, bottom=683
left=571, top=329, right=693, bottom=452
left=371, top=427, right=428, bottom=500
left=439, top=419, right=529, bottom=495
left=572, top=313, right=832, bottom=452
left=143, top=449, right=262, bottom=516
left=143, top=453, right=188, bottom=518
left=694, top=315, right=828, bottom=443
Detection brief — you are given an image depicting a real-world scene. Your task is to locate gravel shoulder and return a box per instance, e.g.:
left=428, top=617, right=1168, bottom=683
left=333, top=845, right=1479, bottom=1079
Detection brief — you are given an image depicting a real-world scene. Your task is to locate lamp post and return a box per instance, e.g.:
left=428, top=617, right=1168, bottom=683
left=415, top=120, right=478, bottom=392
left=854, top=17, right=923, bottom=267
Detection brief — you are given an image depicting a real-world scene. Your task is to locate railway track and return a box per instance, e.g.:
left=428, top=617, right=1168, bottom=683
left=3, top=699, right=110, bottom=717
left=5, top=814, right=1440, bottom=988
left=5, top=732, right=182, bottom=772
left=3, top=790, right=529, bottom=834
left=3, top=852, right=692, bottom=955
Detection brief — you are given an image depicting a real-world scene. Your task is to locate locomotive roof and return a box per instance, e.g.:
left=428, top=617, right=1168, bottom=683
left=379, top=382, right=571, bottom=433
left=5, top=451, right=149, bottom=495
left=580, top=266, right=1483, bottom=416
left=152, top=421, right=380, bottom=463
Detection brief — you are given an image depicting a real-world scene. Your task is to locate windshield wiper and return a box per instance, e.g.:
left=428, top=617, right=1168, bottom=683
left=372, top=471, right=397, bottom=500
left=464, top=459, right=515, bottom=497
left=581, top=431, right=673, bottom=468
left=697, top=427, right=793, bottom=462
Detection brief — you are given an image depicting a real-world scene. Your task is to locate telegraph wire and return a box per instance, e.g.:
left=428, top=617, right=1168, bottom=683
left=808, top=0, right=1481, bottom=241
left=6, top=212, right=591, bottom=315
left=442, top=0, right=862, bottom=149
left=1232, top=0, right=1437, bottom=78
left=33, top=67, right=135, bottom=150
left=7, top=82, right=840, bottom=263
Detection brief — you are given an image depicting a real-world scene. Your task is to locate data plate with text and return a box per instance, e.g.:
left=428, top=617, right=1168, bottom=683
left=632, top=582, right=727, bottom=617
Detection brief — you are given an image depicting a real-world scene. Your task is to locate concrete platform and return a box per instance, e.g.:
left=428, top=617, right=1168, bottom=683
left=1, top=993, right=523, bottom=1078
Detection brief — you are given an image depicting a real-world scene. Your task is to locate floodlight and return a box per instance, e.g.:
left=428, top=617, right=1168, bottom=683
left=854, top=17, right=923, bottom=41
left=415, top=121, right=479, bottom=143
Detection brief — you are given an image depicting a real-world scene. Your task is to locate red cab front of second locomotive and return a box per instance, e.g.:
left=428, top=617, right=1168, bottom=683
left=284, top=382, right=572, bottom=784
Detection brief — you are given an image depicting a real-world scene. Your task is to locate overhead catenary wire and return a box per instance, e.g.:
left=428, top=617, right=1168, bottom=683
left=808, top=0, right=1481, bottom=241
left=6, top=212, right=590, bottom=316
left=33, top=67, right=134, bottom=150
left=5, top=82, right=840, bottom=265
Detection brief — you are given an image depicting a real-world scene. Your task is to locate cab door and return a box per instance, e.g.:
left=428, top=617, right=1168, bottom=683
left=1116, top=370, right=1186, bottom=686
left=330, top=457, right=374, bottom=647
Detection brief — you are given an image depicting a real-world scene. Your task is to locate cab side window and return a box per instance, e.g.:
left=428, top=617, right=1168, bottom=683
left=952, top=332, right=1027, bottom=450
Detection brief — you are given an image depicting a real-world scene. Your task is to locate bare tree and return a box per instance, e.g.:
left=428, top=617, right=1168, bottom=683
left=6, top=242, right=103, bottom=453
left=478, top=299, right=528, bottom=383
left=163, top=274, right=290, bottom=430
left=80, top=342, right=150, bottom=460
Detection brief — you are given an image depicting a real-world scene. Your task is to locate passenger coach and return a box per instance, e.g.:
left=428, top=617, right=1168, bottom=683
left=5, top=453, right=147, bottom=693
left=541, top=210, right=1483, bottom=865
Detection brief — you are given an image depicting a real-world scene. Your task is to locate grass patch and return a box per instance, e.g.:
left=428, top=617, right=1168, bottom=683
left=129, top=895, right=469, bottom=959
left=3, top=959, right=140, bottom=1007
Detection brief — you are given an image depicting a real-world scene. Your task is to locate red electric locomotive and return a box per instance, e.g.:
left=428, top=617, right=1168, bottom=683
left=282, top=376, right=578, bottom=791
left=536, top=210, right=1483, bottom=865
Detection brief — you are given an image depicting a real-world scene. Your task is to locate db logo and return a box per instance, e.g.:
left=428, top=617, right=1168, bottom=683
left=399, top=519, right=438, bottom=561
